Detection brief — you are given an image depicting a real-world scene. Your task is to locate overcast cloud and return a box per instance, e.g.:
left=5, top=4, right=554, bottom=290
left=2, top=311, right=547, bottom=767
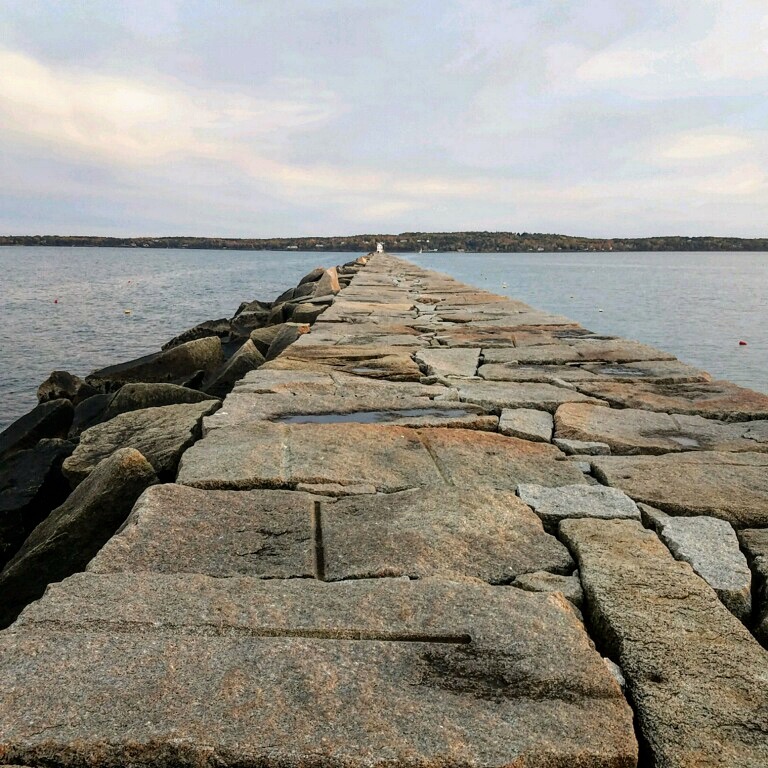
left=1, top=0, right=767, bottom=237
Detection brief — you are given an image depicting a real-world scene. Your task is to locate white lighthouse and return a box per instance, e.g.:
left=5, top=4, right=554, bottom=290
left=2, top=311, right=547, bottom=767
left=376, top=242, right=385, bottom=253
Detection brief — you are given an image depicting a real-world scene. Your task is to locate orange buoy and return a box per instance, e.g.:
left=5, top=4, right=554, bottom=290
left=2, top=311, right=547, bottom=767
left=739, top=340, right=748, bottom=346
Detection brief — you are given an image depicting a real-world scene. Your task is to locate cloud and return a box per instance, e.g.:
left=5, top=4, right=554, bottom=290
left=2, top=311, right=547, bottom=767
left=660, top=132, right=754, bottom=160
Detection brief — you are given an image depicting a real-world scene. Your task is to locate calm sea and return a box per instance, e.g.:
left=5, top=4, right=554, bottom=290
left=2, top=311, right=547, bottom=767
left=1, top=247, right=766, bottom=430
left=408, top=251, right=767, bottom=397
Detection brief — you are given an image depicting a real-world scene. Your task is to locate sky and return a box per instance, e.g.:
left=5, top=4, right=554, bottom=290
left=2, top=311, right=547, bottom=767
left=1, top=0, right=767, bottom=238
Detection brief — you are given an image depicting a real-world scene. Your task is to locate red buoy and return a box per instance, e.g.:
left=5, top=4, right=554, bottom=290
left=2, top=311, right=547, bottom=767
left=739, top=340, right=748, bottom=346
left=54, top=298, right=58, bottom=304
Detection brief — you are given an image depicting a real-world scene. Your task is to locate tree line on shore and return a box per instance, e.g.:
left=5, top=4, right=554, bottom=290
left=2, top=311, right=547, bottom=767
left=2, top=232, right=767, bottom=252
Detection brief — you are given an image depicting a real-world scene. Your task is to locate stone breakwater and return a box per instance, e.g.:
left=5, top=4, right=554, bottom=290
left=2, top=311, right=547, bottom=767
left=1, top=252, right=767, bottom=767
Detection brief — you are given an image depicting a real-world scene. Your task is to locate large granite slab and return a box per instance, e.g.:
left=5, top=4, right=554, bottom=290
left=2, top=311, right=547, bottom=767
left=178, top=423, right=586, bottom=492
left=483, top=339, right=675, bottom=366
left=575, top=379, right=768, bottom=421
left=555, top=402, right=768, bottom=454
left=88, top=484, right=316, bottom=578
left=561, top=518, right=768, bottom=768
left=322, top=487, right=573, bottom=582
left=0, top=575, right=637, bottom=767
left=456, top=380, right=606, bottom=413
left=592, top=452, right=768, bottom=527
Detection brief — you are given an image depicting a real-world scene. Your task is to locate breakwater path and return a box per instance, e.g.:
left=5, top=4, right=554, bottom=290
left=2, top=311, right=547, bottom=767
left=2, top=252, right=768, bottom=767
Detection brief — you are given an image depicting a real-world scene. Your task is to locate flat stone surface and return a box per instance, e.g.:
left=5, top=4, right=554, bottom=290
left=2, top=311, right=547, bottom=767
left=592, top=452, right=768, bottom=527
left=575, top=379, right=768, bottom=421
left=1, top=575, right=637, bottom=768
left=179, top=423, right=586, bottom=492
left=0, top=448, right=157, bottom=628
left=499, top=408, right=553, bottom=442
left=414, top=348, right=480, bottom=378
left=581, top=359, right=712, bottom=383
left=88, top=484, right=316, bottom=578
left=456, top=380, right=605, bottom=413
left=517, top=484, right=640, bottom=531
left=553, top=438, right=610, bottom=455
left=63, top=401, right=220, bottom=485
left=512, top=570, right=584, bottom=608
left=322, top=487, right=573, bottom=582
left=561, top=518, right=768, bottom=768
left=655, top=515, right=752, bottom=620
left=555, top=402, right=768, bottom=454
left=483, top=339, right=675, bottom=366
left=479, top=364, right=600, bottom=382
left=738, top=528, right=768, bottom=645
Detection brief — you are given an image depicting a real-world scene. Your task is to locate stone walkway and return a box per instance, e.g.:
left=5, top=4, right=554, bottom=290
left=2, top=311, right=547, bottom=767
left=1, top=253, right=767, bottom=767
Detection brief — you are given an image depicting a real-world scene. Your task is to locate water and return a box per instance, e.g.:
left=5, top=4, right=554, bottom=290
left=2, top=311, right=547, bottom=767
left=0, top=247, right=332, bottom=429
left=407, top=252, right=768, bottom=396
left=2, top=247, right=766, bottom=431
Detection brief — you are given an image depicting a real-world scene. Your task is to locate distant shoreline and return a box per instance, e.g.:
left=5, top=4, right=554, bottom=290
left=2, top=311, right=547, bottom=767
left=2, top=232, right=768, bottom=252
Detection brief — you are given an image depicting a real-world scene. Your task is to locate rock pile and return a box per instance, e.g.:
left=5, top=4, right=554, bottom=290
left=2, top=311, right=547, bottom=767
left=0, top=260, right=364, bottom=627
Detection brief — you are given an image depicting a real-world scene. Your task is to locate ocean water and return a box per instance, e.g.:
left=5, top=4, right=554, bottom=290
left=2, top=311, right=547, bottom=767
left=1, top=247, right=766, bottom=431
left=0, top=247, right=332, bottom=429
left=408, top=251, right=768, bottom=396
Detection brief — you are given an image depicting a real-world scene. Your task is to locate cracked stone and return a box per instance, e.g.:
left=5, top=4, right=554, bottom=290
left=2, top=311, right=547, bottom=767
left=499, top=409, right=553, bottom=442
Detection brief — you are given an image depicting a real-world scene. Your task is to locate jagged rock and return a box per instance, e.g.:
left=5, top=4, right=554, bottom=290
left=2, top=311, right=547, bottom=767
left=265, top=323, right=311, bottom=361
left=297, top=266, right=325, bottom=285
left=653, top=515, right=752, bottom=621
left=313, top=266, right=340, bottom=296
left=321, top=487, right=573, bottom=582
left=63, top=401, right=220, bottom=486
left=235, top=298, right=272, bottom=317
left=737, top=528, right=768, bottom=644
left=230, top=309, right=270, bottom=337
left=204, top=340, right=265, bottom=398
left=0, top=399, right=74, bottom=460
left=513, top=570, right=584, bottom=608
left=86, top=337, right=223, bottom=390
left=517, top=484, right=640, bottom=531
left=289, top=303, right=326, bottom=324
left=0, top=439, right=74, bottom=569
left=161, top=318, right=231, bottom=350
left=36, top=371, right=97, bottom=405
left=68, top=394, right=113, bottom=439
left=0, top=576, right=638, bottom=767
left=592, top=451, right=768, bottom=527
left=561, top=518, right=768, bottom=767
left=249, top=324, right=287, bottom=355
left=499, top=408, right=553, bottom=442
left=104, top=383, right=219, bottom=419
left=0, top=448, right=157, bottom=628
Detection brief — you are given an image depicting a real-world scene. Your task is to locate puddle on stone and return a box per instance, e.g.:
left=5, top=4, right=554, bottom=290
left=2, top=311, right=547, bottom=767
left=595, top=366, right=645, bottom=377
left=274, top=408, right=477, bottom=424
left=669, top=436, right=701, bottom=448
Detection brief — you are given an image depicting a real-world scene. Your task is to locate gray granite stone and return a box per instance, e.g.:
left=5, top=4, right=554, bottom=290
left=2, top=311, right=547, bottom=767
left=516, top=484, right=640, bottom=531
left=1, top=574, right=637, bottom=767
left=561, top=518, right=768, bottom=768
left=592, top=451, right=768, bottom=527
left=553, top=438, right=611, bottom=455
left=512, top=571, right=584, bottom=608
left=178, top=423, right=586, bottom=492
left=456, top=380, right=605, bottom=414
left=656, top=515, right=752, bottom=620
left=414, top=348, right=480, bottom=378
left=88, top=484, right=316, bottom=578
left=63, top=401, right=220, bottom=485
left=555, top=402, right=768, bottom=454
left=499, top=408, right=553, bottom=442
left=322, top=488, right=573, bottom=582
